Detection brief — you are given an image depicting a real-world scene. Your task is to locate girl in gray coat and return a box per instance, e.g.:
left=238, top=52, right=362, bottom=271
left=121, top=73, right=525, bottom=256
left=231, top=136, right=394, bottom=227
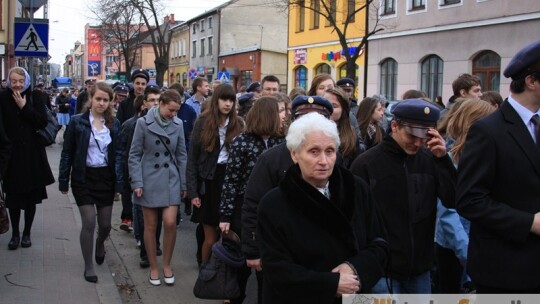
left=128, top=90, right=187, bottom=286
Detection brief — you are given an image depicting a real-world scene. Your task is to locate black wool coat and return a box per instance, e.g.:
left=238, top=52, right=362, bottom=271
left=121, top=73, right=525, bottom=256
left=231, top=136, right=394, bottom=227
left=0, top=87, right=54, bottom=203
left=457, top=100, right=540, bottom=290
left=258, top=165, right=388, bottom=303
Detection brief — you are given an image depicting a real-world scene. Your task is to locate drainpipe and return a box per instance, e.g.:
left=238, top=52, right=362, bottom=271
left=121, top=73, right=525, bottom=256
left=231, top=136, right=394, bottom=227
left=363, top=2, right=369, bottom=98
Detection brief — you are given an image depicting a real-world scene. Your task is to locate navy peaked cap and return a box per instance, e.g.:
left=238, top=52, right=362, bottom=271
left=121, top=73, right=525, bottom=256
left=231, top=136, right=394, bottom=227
left=336, top=78, right=355, bottom=88
left=131, top=69, right=150, bottom=82
left=392, top=99, right=440, bottom=125
left=246, top=82, right=261, bottom=93
left=292, top=95, right=333, bottom=118
left=504, top=39, right=540, bottom=80
left=238, top=93, right=255, bottom=106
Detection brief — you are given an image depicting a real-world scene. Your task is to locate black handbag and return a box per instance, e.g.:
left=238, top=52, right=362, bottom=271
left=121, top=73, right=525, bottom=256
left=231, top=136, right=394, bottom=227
left=193, top=253, right=241, bottom=300
left=0, top=183, right=9, bottom=234
left=32, top=93, right=58, bottom=146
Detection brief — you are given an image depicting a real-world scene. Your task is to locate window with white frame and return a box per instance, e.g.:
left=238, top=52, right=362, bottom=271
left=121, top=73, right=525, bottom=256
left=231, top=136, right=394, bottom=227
left=440, top=0, right=460, bottom=5
left=201, top=20, right=205, bottom=31
left=200, top=38, right=205, bottom=57
left=420, top=55, right=444, bottom=101
left=410, top=0, right=425, bottom=10
left=382, top=0, right=396, bottom=15
left=192, top=41, right=197, bottom=58
left=208, top=37, right=213, bottom=55
left=208, top=17, right=213, bottom=28
left=380, top=58, right=398, bottom=100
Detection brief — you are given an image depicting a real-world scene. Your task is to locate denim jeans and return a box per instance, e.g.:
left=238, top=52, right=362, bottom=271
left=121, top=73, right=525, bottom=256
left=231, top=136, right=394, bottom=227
left=371, top=271, right=431, bottom=294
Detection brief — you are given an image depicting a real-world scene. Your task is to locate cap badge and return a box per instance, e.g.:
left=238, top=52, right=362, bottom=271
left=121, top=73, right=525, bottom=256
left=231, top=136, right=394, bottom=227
left=308, top=97, right=314, bottom=104
left=424, top=107, right=430, bottom=115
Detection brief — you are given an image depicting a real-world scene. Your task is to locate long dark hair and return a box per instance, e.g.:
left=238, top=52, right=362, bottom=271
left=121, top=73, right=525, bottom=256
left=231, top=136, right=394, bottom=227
left=199, top=84, right=243, bottom=152
left=356, top=97, right=383, bottom=146
left=325, top=88, right=357, bottom=158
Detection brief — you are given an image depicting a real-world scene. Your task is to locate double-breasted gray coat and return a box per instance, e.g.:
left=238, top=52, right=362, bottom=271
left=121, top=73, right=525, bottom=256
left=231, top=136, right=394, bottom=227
left=128, top=107, right=187, bottom=208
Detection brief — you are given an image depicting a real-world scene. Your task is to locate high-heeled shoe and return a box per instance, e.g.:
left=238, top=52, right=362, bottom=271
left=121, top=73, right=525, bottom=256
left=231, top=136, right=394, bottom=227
left=8, top=236, right=20, bottom=250
left=84, top=271, right=98, bottom=283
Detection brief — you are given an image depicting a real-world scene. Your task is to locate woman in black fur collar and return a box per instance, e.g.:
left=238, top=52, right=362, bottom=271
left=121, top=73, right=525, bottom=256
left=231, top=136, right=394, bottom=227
left=257, top=112, right=389, bottom=303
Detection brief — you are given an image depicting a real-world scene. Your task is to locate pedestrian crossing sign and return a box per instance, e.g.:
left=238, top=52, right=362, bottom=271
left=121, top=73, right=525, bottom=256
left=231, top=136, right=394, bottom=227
left=14, top=18, right=49, bottom=57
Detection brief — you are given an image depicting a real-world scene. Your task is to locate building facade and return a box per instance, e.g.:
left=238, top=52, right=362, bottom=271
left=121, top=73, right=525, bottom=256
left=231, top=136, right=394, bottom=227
left=218, top=0, right=288, bottom=91
left=288, top=0, right=367, bottom=95
left=367, top=0, right=540, bottom=101
left=188, top=9, right=220, bottom=85
left=169, top=22, right=190, bottom=88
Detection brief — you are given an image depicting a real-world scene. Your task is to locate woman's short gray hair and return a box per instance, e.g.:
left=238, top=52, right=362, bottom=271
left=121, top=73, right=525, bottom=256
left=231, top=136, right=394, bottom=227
left=286, top=112, right=340, bottom=152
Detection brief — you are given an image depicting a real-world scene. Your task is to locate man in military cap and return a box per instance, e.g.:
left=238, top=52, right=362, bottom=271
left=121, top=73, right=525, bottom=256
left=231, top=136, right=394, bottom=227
left=75, top=79, right=95, bottom=114
left=117, top=69, right=149, bottom=123
left=350, top=99, right=456, bottom=293
left=246, top=81, right=262, bottom=98
left=457, top=39, right=540, bottom=293
left=336, top=77, right=358, bottom=116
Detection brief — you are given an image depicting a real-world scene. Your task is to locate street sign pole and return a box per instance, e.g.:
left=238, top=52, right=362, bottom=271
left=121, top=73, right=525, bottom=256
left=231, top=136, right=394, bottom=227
left=29, top=0, right=34, bottom=87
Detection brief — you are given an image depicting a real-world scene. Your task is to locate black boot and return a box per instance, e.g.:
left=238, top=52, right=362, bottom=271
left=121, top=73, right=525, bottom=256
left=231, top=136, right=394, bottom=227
left=8, top=234, right=20, bottom=250
left=21, top=234, right=32, bottom=248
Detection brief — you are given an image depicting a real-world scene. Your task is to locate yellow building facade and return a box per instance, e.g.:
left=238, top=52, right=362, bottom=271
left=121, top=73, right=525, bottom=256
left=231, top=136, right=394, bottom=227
left=168, top=23, right=190, bottom=88
left=287, top=0, right=366, bottom=96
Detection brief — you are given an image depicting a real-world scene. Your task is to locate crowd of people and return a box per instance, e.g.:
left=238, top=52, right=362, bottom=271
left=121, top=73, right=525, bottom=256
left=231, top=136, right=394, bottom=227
left=1, top=38, right=540, bottom=302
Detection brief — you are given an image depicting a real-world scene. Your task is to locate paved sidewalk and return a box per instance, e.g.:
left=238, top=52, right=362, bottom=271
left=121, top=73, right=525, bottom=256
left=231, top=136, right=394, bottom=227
left=0, top=143, right=255, bottom=303
left=0, top=144, right=121, bottom=304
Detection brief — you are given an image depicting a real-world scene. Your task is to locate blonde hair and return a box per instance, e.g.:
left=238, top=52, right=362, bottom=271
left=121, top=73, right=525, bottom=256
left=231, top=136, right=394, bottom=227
left=446, top=99, right=496, bottom=163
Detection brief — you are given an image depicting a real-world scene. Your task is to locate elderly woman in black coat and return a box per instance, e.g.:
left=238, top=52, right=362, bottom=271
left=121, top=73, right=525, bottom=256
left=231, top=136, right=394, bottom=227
left=0, top=67, right=54, bottom=250
left=257, top=112, right=388, bottom=303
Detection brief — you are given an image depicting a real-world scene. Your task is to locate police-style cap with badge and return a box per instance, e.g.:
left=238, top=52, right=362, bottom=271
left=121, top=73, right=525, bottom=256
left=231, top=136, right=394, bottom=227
left=392, top=99, right=440, bottom=138
left=131, top=69, right=150, bottom=82
left=336, top=78, right=355, bottom=89
left=503, top=39, right=540, bottom=80
left=84, top=79, right=96, bottom=85
left=113, top=83, right=129, bottom=94
left=292, top=95, right=333, bottom=118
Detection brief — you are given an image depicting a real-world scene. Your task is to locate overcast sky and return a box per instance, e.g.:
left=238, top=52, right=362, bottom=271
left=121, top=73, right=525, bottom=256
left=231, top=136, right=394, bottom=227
left=40, top=0, right=228, bottom=65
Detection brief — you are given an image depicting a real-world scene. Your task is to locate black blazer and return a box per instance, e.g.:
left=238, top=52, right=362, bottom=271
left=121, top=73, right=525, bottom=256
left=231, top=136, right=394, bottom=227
left=186, top=117, right=222, bottom=200
left=457, top=100, right=540, bottom=290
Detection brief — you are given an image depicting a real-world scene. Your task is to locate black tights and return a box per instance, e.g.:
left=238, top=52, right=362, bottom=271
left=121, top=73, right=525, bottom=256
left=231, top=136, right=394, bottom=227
left=9, top=205, right=37, bottom=237
left=78, top=204, right=112, bottom=277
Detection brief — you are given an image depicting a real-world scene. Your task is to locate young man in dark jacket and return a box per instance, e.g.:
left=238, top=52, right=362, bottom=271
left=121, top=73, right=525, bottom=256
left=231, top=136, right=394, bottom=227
left=350, top=99, right=456, bottom=294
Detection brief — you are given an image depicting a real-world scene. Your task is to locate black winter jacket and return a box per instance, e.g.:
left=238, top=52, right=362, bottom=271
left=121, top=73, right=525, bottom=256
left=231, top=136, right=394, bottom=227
left=350, top=136, right=456, bottom=280
left=116, top=90, right=137, bottom=124
left=58, top=111, right=123, bottom=193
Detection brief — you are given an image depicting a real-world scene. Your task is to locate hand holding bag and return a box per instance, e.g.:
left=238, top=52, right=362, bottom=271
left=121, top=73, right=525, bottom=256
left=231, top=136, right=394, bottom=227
left=0, top=183, right=9, bottom=234
left=193, top=230, right=244, bottom=299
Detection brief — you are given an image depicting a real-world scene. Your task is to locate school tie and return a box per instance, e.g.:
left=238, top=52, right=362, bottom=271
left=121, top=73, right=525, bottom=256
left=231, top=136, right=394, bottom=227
left=531, top=114, right=540, bottom=150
